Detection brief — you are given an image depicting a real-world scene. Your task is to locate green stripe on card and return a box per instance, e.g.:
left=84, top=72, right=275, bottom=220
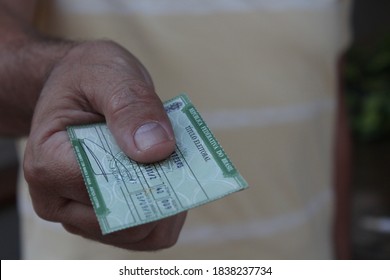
left=180, top=94, right=238, bottom=178
left=72, top=139, right=110, bottom=217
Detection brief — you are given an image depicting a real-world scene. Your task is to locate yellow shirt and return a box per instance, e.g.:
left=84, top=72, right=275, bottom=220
left=19, top=0, right=351, bottom=259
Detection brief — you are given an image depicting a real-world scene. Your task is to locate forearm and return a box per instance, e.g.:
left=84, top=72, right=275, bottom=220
left=0, top=3, right=75, bottom=136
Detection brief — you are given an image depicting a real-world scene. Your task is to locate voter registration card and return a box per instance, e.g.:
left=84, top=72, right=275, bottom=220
left=67, top=94, right=248, bottom=234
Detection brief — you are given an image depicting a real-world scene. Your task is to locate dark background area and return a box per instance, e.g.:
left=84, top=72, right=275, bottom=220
left=1, top=0, right=389, bottom=259
left=348, top=0, right=390, bottom=259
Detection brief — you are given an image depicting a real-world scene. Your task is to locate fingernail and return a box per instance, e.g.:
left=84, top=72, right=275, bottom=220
left=134, top=122, right=172, bottom=151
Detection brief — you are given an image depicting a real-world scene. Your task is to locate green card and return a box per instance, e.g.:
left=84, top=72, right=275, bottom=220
left=67, top=94, right=248, bottom=234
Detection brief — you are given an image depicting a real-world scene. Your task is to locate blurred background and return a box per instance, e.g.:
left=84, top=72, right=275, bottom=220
left=347, top=0, right=390, bottom=259
left=1, top=0, right=389, bottom=259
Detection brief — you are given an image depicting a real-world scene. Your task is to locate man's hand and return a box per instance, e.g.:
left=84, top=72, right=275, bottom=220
left=23, top=40, right=187, bottom=250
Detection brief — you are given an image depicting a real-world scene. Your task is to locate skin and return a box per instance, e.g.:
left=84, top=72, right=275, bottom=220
left=333, top=58, right=352, bottom=259
left=0, top=0, right=186, bottom=251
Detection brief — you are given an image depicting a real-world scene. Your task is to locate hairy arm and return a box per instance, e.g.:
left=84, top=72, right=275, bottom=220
left=0, top=0, right=186, bottom=250
left=0, top=0, right=74, bottom=136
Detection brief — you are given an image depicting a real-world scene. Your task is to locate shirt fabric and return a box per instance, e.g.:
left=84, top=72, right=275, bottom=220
left=18, top=0, right=351, bottom=259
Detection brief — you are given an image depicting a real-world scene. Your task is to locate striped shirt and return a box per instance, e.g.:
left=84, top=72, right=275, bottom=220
left=19, top=0, right=351, bottom=259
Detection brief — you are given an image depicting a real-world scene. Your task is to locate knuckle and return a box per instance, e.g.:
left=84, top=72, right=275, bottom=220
left=33, top=205, right=49, bottom=220
left=151, top=238, right=178, bottom=251
left=31, top=197, right=67, bottom=223
left=31, top=200, right=54, bottom=221
left=62, top=224, right=81, bottom=235
left=24, top=154, right=65, bottom=223
left=128, top=225, right=155, bottom=243
left=105, top=86, right=133, bottom=117
left=23, top=153, right=44, bottom=187
left=162, top=234, right=180, bottom=249
left=105, top=80, right=158, bottom=120
left=148, top=231, right=180, bottom=251
left=126, top=79, right=154, bottom=99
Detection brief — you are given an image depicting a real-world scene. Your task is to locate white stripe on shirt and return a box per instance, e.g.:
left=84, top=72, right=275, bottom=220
left=179, top=188, right=331, bottom=244
left=53, top=0, right=337, bottom=15
left=202, top=97, right=335, bottom=130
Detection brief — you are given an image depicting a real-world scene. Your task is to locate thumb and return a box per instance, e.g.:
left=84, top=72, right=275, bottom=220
left=66, top=41, right=176, bottom=163
left=103, top=79, right=176, bottom=163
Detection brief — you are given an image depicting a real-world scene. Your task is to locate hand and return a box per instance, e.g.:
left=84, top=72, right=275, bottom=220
left=23, top=40, right=187, bottom=251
